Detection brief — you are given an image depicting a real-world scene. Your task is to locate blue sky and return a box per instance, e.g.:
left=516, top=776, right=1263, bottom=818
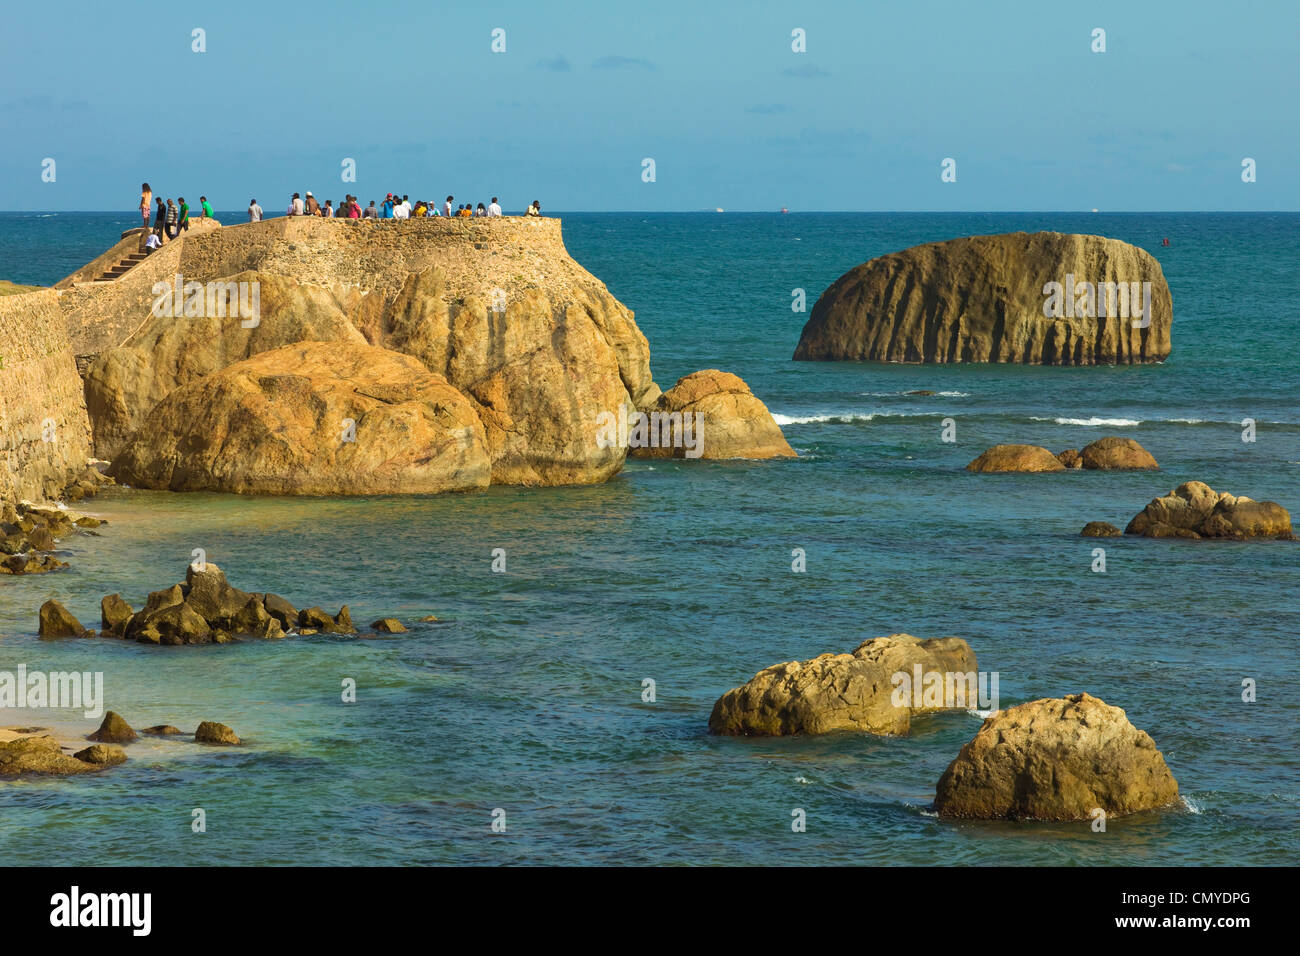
left=1, top=0, right=1296, bottom=211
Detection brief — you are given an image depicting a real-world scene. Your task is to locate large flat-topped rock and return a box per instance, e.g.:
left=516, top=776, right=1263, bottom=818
left=794, top=231, right=1172, bottom=365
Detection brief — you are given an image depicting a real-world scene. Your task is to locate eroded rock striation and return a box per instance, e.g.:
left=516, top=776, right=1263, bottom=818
left=709, top=634, right=977, bottom=736
left=794, top=232, right=1171, bottom=365
left=109, top=343, right=491, bottom=495
left=933, top=693, right=1180, bottom=821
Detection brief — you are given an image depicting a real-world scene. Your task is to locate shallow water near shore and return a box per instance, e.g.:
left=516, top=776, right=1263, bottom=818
left=2, top=212, right=1298, bottom=864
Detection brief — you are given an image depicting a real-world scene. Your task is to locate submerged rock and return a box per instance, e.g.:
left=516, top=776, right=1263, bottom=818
left=142, top=725, right=183, bottom=736
left=794, top=232, right=1172, bottom=365
left=629, top=370, right=795, bottom=461
left=709, top=634, right=977, bottom=736
left=1125, top=481, right=1294, bottom=540
left=966, top=444, right=1065, bottom=473
left=1081, top=521, right=1122, bottom=537
left=72, top=744, right=127, bottom=766
left=933, top=693, right=1180, bottom=821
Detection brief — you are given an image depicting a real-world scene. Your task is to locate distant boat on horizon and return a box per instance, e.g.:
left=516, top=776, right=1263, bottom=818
left=781, top=207, right=789, bottom=214
left=715, top=207, right=724, bottom=213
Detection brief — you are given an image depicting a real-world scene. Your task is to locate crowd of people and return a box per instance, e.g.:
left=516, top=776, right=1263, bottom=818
left=138, top=183, right=214, bottom=245
left=137, top=182, right=544, bottom=251
left=269, top=193, right=541, bottom=221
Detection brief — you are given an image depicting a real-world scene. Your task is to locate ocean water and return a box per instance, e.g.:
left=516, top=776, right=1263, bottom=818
left=1, top=211, right=1297, bottom=865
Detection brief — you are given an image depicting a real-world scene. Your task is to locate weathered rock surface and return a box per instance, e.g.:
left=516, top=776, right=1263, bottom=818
left=629, top=370, right=795, bottom=460
left=39, top=600, right=88, bottom=639
left=0, top=289, right=93, bottom=503
left=73, top=744, right=127, bottom=766
left=0, top=733, right=109, bottom=776
left=100, top=594, right=134, bottom=636
left=709, top=634, right=977, bottom=736
left=966, top=444, right=1065, bottom=473
left=1056, top=448, right=1083, bottom=469
left=83, top=271, right=369, bottom=461
left=1080, top=436, right=1158, bottom=470
left=933, top=693, right=1180, bottom=821
left=194, top=721, right=241, bottom=745
left=371, top=618, right=407, bottom=633
left=794, top=232, right=1172, bottom=365
left=88, top=711, right=137, bottom=744
left=1124, top=481, right=1294, bottom=540
left=109, top=343, right=491, bottom=495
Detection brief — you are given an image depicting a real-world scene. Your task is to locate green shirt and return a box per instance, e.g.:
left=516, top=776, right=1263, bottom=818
left=201, top=201, right=213, bottom=218
left=178, top=202, right=189, bottom=224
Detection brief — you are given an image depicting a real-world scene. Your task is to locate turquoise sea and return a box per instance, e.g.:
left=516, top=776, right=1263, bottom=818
left=1, top=211, right=1297, bottom=864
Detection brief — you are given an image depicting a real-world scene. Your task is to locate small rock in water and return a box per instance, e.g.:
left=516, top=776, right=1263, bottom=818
left=73, top=744, right=127, bottom=766
left=194, top=722, right=241, bottom=746
left=38, top=600, right=87, bottom=639
left=1080, top=521, right=1121, bottom=537
left=371, top=618, right=407, bottom=633
left=88, top=711, right=137, bottom=744
left=141, top=725, right=183, bottom=736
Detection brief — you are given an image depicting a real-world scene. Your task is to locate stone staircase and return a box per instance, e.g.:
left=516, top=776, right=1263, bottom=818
left=93, top=250, right=150, bottom=282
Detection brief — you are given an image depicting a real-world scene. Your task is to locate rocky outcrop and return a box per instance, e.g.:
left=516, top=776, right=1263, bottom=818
left=1080, top=436, right=1158, bottom=470
left=966, top=444, right=1064, bottom=473
left=109, top=343, right=491, bottom=495
left=82, top=271, right=368, bottom=461
left=371, top=618, right=407, bottom=633
left=709, top=634, right=977, bottom=736
left=933, top=693, right=1180, bottom=820
left=629, top=370, right=795, bottom=460
left=1056, top=449, right=1082, bottom=469
left=1, top=499, right=107, bottom=575
left=794, top=232, right=1172, bottom=365
left=0, top=289, right=93, bottom=502
left=1124, top=481, right=1294, bottom=540
left=59, top=217, right=720, bottom=490
left=91, top=562, right=380, bottom=645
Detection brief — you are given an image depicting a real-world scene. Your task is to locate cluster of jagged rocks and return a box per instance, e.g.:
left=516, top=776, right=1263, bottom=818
left=0, top=472, right=112, bottom=575
left=709, top=635, right=1181, bottom=822
left=38, top=562, right=414, bottom=644
left=0, top=712, right=241, bottom=777
left=1084, top=480, right=1295, bottom=540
